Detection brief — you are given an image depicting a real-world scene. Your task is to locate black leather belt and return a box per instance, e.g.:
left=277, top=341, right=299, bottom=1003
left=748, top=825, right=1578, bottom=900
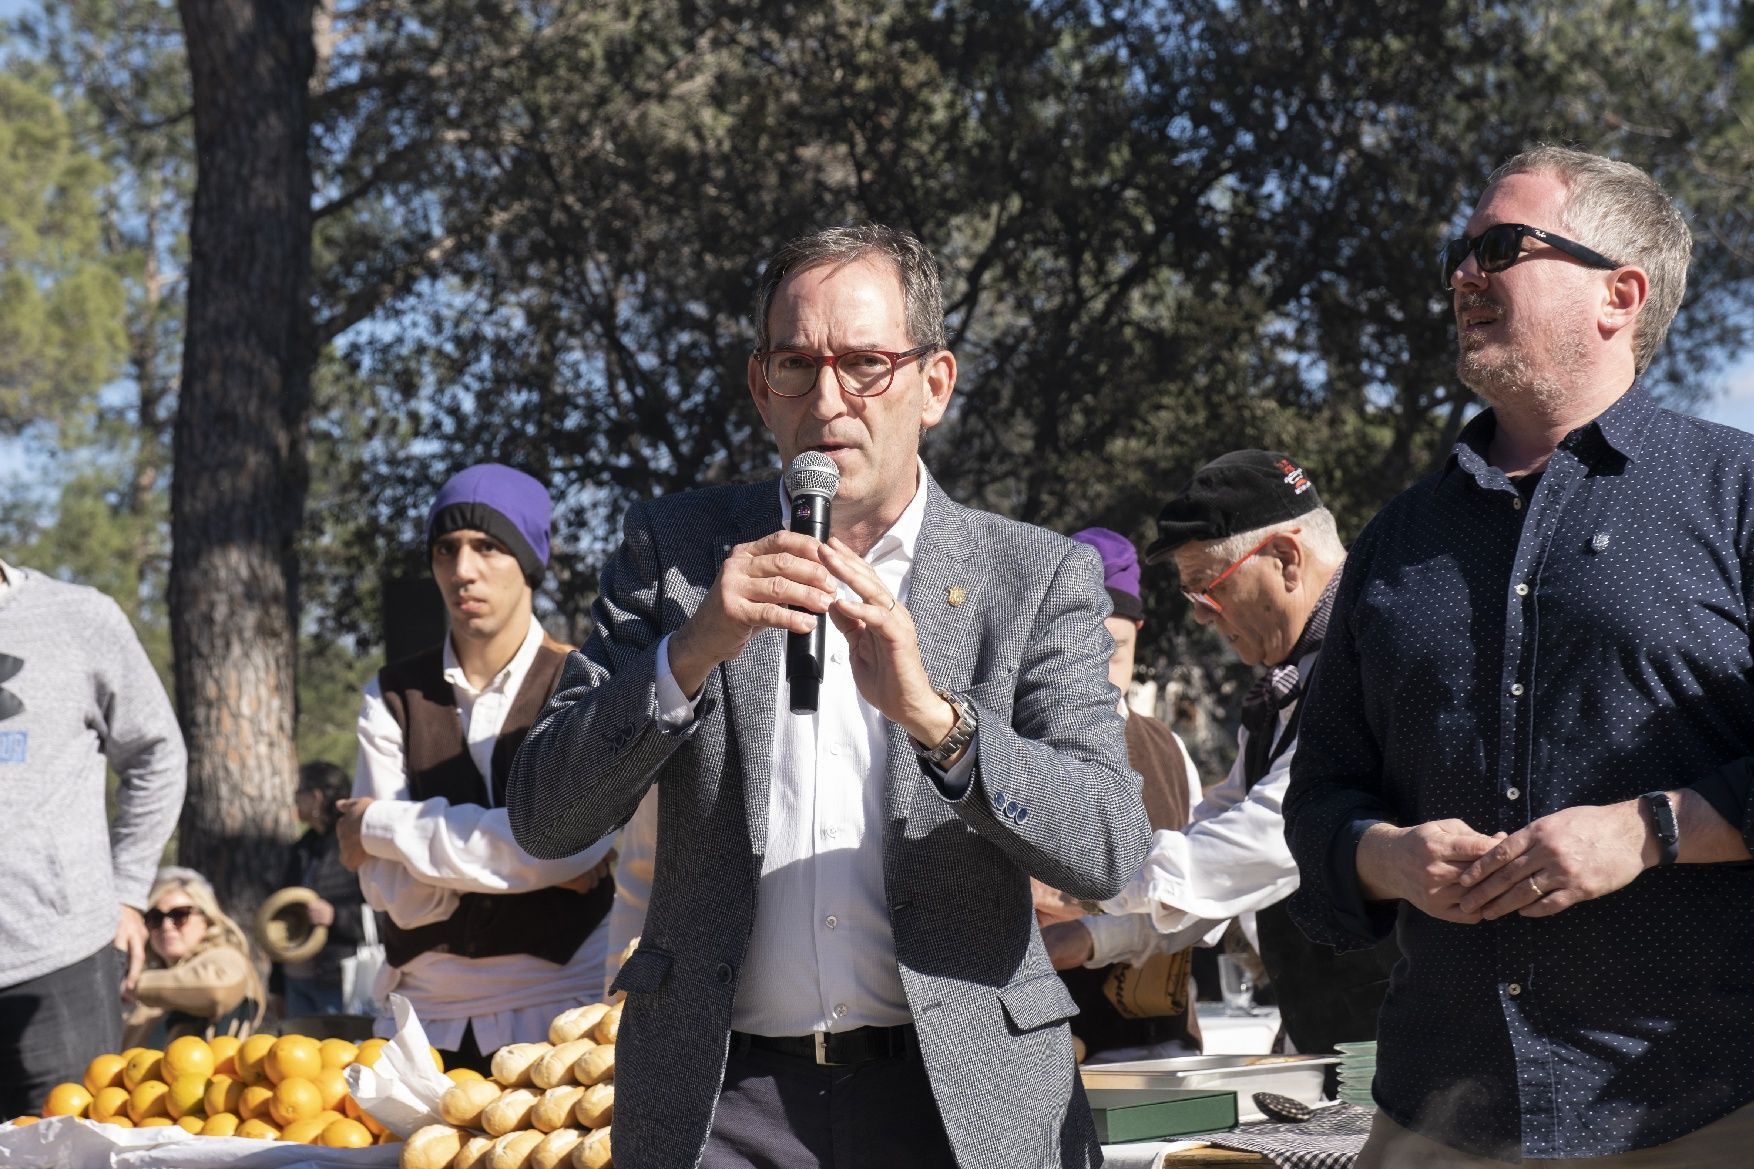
left=731, top=1023, right=917, bottom=1066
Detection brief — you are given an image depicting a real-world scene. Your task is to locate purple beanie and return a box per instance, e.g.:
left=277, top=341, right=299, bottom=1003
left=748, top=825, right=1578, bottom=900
left=426, top=464, right=553, bottom=584
left=1070, top=527, right=1144, bottom=621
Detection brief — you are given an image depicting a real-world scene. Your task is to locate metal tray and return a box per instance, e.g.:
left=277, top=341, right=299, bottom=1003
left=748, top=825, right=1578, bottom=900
left=1080, top=1054, right=1339, bottom=1123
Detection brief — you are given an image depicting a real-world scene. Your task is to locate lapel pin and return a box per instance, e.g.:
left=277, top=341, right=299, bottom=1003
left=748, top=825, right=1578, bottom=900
left=1591, top=532, right=1611, bottom=553
left=948, top=586, right=967, bottom=607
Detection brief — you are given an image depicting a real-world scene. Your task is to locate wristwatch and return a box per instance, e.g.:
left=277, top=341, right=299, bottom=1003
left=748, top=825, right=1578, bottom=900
left=1642, top=790, right=1679, bottom=865
left=915, top=690, right=977, bottom=768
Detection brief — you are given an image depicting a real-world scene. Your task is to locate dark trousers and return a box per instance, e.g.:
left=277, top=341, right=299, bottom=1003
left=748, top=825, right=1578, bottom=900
left=434, top=1021, right=496, bottom=1078
left=0, top=945, right=124, bottom=1116
left=701, top=1043, right=959, bottom=1169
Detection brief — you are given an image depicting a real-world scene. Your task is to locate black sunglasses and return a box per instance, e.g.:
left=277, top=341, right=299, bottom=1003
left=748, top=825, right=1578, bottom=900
left=1438, top=223, right=1622, bottom=290
left=144, top=905, right=200, bottom=930
left=0, top=653, right=20, bottom=722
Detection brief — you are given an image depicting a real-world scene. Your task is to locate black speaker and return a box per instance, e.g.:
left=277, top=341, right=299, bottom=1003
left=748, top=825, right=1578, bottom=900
left=381, top=573, right=448, bottom=663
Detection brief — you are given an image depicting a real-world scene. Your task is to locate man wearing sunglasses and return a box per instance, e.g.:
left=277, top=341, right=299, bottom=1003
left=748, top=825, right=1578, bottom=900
left=1285, top=146, right=1754, bottom=1165
left=1077, top=451, right=1397, bottom=1064
left=507, top=225, right=1147, bottom=1169
left=0, top=559, right=186, bottom=1115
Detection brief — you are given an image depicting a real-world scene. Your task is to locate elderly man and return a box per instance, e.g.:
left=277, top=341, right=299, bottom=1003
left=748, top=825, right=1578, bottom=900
left=1089, top=451, right=1397, bottom=1058
left=508, top=225, right=1148, bottom=1169
left=1285, top=145, right=1754, bottom=1165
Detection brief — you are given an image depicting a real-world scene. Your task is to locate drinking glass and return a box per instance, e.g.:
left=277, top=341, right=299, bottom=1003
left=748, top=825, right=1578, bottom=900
left=1218, top=954, right=1257, bottom=1016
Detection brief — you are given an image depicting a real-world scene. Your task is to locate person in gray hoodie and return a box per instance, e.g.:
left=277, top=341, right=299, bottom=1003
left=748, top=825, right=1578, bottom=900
left=0, top=558, right=186, bottom=1115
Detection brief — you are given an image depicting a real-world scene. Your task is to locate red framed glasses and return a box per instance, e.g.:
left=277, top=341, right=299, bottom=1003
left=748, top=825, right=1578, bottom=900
left=1181, top=531, right=1293, bottom=614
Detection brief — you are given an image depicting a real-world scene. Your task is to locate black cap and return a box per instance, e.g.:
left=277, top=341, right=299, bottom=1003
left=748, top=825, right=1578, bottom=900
left=1143, top=450, right=1321, bottom=565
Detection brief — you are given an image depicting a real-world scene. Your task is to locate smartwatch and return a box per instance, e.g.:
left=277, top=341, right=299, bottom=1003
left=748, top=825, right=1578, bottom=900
left=1642, top=791, right=1679, bottom=866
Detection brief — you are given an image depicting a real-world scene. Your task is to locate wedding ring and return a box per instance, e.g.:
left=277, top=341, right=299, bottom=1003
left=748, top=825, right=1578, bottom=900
left=1528, top=877, right=1544, bottom=898
left=886, top=597, right=897, bottom=611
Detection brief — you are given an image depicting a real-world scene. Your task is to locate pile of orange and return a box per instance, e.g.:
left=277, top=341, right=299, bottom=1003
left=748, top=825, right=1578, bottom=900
left=11, top=1032, right=457, bottom=1146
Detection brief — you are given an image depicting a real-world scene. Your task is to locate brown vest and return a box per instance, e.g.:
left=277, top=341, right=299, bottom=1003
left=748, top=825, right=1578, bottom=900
left=376, top=636, right=614, bottom=969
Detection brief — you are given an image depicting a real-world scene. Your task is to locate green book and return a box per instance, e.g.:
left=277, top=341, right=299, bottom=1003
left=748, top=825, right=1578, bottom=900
left=1086, top=1087, right=1239, bottom=1144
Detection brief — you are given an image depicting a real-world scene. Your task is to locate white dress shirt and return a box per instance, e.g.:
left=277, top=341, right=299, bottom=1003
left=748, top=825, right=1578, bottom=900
left=651, top=465, right=974, bottom=1036
left=353, top=612, right=616, bottom=1052
left=1097, top=653, right=1312, bottom=954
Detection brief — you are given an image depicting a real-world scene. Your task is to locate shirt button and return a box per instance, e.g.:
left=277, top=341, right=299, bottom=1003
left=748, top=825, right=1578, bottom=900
left=1511, top=497, right=1523, bottom=511
left=1506, top=787, right=1521, bottom=800
left=716, top=963, right=734, bottom=984
left=825, top=915, right=838, bottom=930
left=1508, top=982, right=1522, bottom=996
left=1510, top=683, right=1524, bottom=696
left=1514, top=583, right=1529, bottom=596
left=833, top=1003, right=849, bottom=1019
left=829, top=744, right=842, bottom=756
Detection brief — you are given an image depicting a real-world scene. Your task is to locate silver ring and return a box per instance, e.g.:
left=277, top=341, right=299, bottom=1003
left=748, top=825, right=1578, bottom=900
left=1528, top=877, right=1544, bottom=899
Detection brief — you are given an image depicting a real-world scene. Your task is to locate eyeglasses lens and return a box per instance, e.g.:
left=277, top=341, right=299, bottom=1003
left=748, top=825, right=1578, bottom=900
left=765, top=352, right=895, bottom=398
left=146, top=906, right=196, bottom=929
left=1442, top=225, right=1527, bottom=287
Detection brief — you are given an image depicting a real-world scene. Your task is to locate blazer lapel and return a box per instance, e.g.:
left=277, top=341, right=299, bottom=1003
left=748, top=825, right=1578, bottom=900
left=886, top=474, right=979, bottom=826
left=720, top=479, right=784, bottom=857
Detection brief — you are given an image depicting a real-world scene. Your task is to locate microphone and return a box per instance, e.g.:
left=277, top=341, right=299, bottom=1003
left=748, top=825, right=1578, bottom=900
left=784, top=451, right=841, bottom=714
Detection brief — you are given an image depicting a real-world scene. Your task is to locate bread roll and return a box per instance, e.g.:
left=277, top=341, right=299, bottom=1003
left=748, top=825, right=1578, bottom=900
left=453, top=1135, right=495, bottom=1169
left=591, top=1001, right=623, bottom=1045
left=530, top=1085, right=587, bottom=1133
left=532, top=1038, right=596, bottom=1089
left=400, top=1124, right=465, bottom=1169
left=571, top=1125, right=612, bottom=1169
left=491, top=1043, right=553, bottom=1088
left=486, top=1129, right=544, bottom=1169
left=481, top=1087, right=541, bottom=1136
left=548, top=1003, right=610, bottom=1045
left=572, top=1043, right=615, bottom=1086
left=440, top=1079, right=502, bottom=1128
left=530, top=1126, right=584, bottom=1169
left=573, top=1081, right=614, bottom=1129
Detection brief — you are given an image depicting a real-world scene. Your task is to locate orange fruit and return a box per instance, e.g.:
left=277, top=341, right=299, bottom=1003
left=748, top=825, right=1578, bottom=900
left=235, top=1034, right=277, bottom=1086
left=208, top=1034, right=241, bottom=1076
left=118, top=1047, right=145, bottom=1065
left=163, top=1036, right=216, bottom=1082
left=128, top=1080, right=170, bottom=1123
left=319, top=1117, right=374, bottom=1148
left=236, top=1117, right=279, bottom=1140
left=428, top=1046, right=444, bottom=1073
left=83, top=1053, right=128, bottom=1095
left=268, top=1076, right=323, bottom=1126
left=201, top=1111, right=240, bottom=1136
left=121, top=1049, right=163, bottom=1091
left=9, top=1115, right=40, bottom=1127
left=136, top=1116, right=174, bottom=1127
left=318, top=1038, right=358, bottom=1069
left=41, top=1082, right=92, bottom=1118
left=278, top=1115, right=331, bottom=1143
left=205, top=1076, right=242, bottom=1117
left=311, top=1066, right=349, bottom=1111
left=164, top=1074, right=208, bottom=1120
left=102, top=1116, right=132, bottom=1129
left=90, top=1086, right=131, bottom=1123
left=357, top=1106, right=387, bottom=1137
left=176, top=1115, right=204, bottom=1134
left=445, top=1067, right=486, bottom=1085
left=352, top=1037, right=388, bottom=1068
left=238, top=1084, right=275, bottom=1121
left=264, top=1035, right=322, bottom=1085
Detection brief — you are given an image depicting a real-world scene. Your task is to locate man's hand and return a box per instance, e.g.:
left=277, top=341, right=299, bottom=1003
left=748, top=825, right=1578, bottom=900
left=1033, top=878, right=1086, bottom=927
left=1457, top=800, right=1652, bottom=919
left=1356, top=820, right=1505, bottom=924
left=820, top=537, right=957, bottom=750
left=114, top=904, right=148, bottom=999
left=306, top=898, right=335, bottom=928
left=667, top=530, right=838, bottom=698
left=1042, top=920, right=1096, bottom=971
left=336, top=797, right=374, bottom=870
left=556, top=858, right=614, bottom=895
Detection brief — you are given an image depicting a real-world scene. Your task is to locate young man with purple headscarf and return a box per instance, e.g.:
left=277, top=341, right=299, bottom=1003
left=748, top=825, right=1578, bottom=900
left=337, top=464, right=616, bottom=1072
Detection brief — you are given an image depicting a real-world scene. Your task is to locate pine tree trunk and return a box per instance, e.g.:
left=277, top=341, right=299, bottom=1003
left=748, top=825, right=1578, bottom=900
left=170, top=0, right=317, bottom=922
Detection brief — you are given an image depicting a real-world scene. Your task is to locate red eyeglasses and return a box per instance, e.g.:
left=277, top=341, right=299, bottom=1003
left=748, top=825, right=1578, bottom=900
left=1181, top=531, right=1294, bottom=614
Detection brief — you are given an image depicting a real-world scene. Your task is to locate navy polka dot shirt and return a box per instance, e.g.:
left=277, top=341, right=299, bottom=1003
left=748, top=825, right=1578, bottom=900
left=1285, top=383, right=1754, bottom=1159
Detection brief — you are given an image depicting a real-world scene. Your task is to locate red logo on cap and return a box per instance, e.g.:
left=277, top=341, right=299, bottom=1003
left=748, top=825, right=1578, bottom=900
left=1275, top=458, right=1311, bottom=495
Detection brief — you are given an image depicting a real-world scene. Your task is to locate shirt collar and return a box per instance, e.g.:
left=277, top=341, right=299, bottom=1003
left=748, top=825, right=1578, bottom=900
left=442, top=608, right=543, bottom=693
left=778, top=456, right=930, bottom=568
left=1445, top=379, right=1652, bottom=488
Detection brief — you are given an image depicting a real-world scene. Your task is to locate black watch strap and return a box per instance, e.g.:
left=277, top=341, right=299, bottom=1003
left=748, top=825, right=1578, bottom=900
left=1642, top=790, right=1679, bottom=866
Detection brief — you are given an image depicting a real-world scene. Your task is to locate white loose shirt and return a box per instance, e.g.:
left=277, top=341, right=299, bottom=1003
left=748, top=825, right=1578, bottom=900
left=652, top=466, right=974, bottom=1036
left=353, top=612, right=616, bottom=1052
left=1098, top=655, right=1312, bottom=954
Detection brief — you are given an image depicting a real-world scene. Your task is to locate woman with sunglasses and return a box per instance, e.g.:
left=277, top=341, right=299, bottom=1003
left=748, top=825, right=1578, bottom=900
left=122, top=867, right=266, bottom=1048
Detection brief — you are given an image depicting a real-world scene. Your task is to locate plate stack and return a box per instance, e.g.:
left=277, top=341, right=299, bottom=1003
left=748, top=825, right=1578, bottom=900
left=1334, top=1040, right=1377, bottom=1108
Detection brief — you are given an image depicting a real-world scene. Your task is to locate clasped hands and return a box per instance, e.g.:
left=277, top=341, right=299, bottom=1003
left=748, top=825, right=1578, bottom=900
left=666, top=529, right=957, bottom=750
left=1363, top=799, right=1655, bottom=924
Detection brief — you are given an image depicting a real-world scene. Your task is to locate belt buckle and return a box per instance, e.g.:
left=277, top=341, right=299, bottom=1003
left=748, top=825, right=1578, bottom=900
left=813, top=1030, right=835, bottom=1066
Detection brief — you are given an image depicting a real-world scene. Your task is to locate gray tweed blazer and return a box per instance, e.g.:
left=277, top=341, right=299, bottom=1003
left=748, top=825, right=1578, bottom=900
left=508, top=471, right=1150, bottom=1169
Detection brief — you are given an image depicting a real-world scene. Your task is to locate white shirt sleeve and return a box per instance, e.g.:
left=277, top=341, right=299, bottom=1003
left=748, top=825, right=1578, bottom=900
left=654, top=634, right=703, bottom=727
left=353, top=679, right=615, bottom=899
left=1082, top=911, right=1172, bottom=969
left=604, top=787, right=659, bottom=998
left=1100, top=716, right=1301, bottom=940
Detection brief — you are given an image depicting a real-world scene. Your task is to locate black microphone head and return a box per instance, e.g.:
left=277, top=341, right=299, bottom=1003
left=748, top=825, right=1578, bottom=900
left=785, top=451, right=841, bottom=500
